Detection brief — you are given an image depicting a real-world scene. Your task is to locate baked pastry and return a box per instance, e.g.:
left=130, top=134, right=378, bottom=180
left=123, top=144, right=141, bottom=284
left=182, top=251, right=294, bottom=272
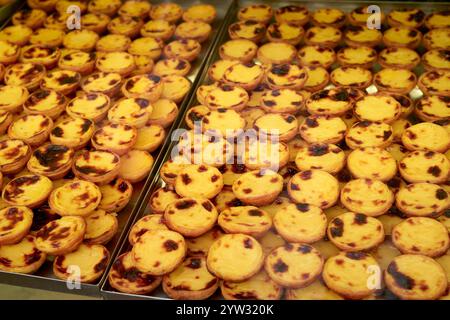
left=58, top=50, right=96, bottom=75
left=297, top=45, right=336, bottom=69
left=222, top=62, right=264, bottom=91
left=275, top=5, right=309, bottom=26
left=164, top=39, right=201, bottom=62
left=107, top=16, right=143, bottom=38
left=205, top=84, right=248, bottom=111
left=238, top=4, right=273, bottom=24
left=207, top=233, right=263, bottom=281
left=121, top=74, right=162, bottom=102
left=40, top=69, right=81, bottom=95
left=96, top=34, right=131, bottom=52
left=8, top=114, right=53, bottom=147
left=12, top=9, right=46, bottom=29
left=4, top=63, right=46, bottom=90
left=118, top=149, right=154, bottom=183
left=141, top=19, right=175, bottom=41
left=73, top=150, right=120, bottom=185
left=108, top=97, right=151, bottom=129
left=109, top=252, right=162, bottom=294
left=148, top=186, right=180, bottom=214
left=341, top=178, right=394, bottom=216
left=265, top=243, right=323, bottom=288
left=415, top=95, right=450, bottom=122
left=346, top=121, right=393, bottom=149
left=288, top=170, right=339, bottom=209
left=0, top=25, right=33, bottom=46
left=402, top=122, right=450, bottom=153
left=423, top=28, right=450, bottom=50
left=295, top=143, right=345, bottom=174
left=118, top=0, right=151, bottom=18
left=266, top=22, right=303, bottom=45
left=219, top=39, right=257, bottom=63
left=0, top=234, right=46, bottom=274
left=128, top=214, right=168, bottom=245
left=98, top=177, right=132, bottom=212
left=418, top=70, right=450, bottom=97
left=422, top=49, right=450, bottom=71
left=0, top=40, right=20, bottom=65
left=304, top=26, right=341, bottom=48
left=373, top=68, right=417, bottom=94
left=258, top=42, right=297, bottom=65
left=378, top=47, right=420, bottom=70
left=392, top=118, right=412, bottom=142
left=383, top=27, right=422, bottom=49
left=84, top=209, right=118, bottom=245
left=218, top=206, right=271, bottom=238
left=35, top=216, right=86, bottom=255
left=182, top=4, right=216, bottom=23
left=0, top=111, right=12, bottom=135
left=232, top=170, right=283, bottom=206
left=147, top=98, right=178, bottom=128
left=385, top=254, right=447, bottom=300
left=185, top=226, right=223, bottom=257
left=328, top=212, right=384, bottom=251
left=63, top=29, right=99, bottom=52
left=0, top=139, right=31, bottom=174
left=261, top=88, right=303, bottom=114
left=43, top=12, right=70, bottom=30
left=303, top=66, right=329, bottom=91
left=163, top=256, right=218, bottom=300
left=131, top=229, right=186, bottom=275
left=286, top=279, right=343, bottom=300
left=96, top=51, right=135, bottom=77
left=161, top=75, right=191, bottom=103
left=221, top=270, right=282, bottom=300
left=306, top=88, right=353, bottom=116
left=399, top=150, right=449, bottom=184
left=149, top=3, right=183, bottom=23
left=55, top=0, right=87, bottom=14
left=311, top=8, right=345, bottom=27
left=27, top=144, right=73, bottom=179
left=81, top=72, right=122, bottom=96
left=354, top=95, right=402, bottom=124
left=81, top=13, right=110, bottom=33
left=323, top=251, right=380, bottom=299
left=0, top=85, right=29, bottom=113
left=396, top=183, right=449, bottom=217
left=53, top=243, right=109, bottom=283
left=331, top=66, right=372, bottom=89
left=174, top=164, right=223, bottom=199
left=254, top=113, right=297, bottom=142
left=208, top=60, right=237, bottom=82
left=28, top=0, right=58, bottom=12
left=66, top=92, right=110, bottom=122
left=347, top=147, right=397, bottom=181
left=165, top=197, right=218, bottom=237
left=133, top=123, right=165, bottom=152
left=132, top=55, right=154, bottom=75
left=50, top=117, right=94, bottom=149
left=337, top=46, right=377, bottom=69
left=228, top=20, right=266, bottom=43
left=92, top=123, right=137, bottom=156
left=175, top=21, right=211, bottom=43
left=128, top=37, right=163, bottom=59
left=0, top=206, right=33, bottom=245
left=153, top=58, right=191, bottom=77
left=20, top=45, right=60, bottom=69
left=49, top=180, right=101, bottom=216
left=29, top=28, right=64, bottom=48
left=299, top=115, right=347, bottom=144
left=387, top=8, right=425, bottom=28
left=264, top=64, right=308, bottom=90
left=392, top=217, right=449, bottom=257
left=88, top=0, right=121, bottom=16
left=348, top=6, right=385, bottom=26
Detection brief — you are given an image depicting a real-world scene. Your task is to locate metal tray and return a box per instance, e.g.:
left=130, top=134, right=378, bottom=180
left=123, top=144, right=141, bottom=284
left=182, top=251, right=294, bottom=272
left=101, top=0, right=450, bottom=300
left=0, top=0, right=233, bottom=298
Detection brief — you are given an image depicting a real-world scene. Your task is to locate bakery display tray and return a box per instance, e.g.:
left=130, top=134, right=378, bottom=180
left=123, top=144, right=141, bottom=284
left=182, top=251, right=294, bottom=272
left=0, top=0, right=233, bottom=298
left=101, top=0, right=450, bottom=300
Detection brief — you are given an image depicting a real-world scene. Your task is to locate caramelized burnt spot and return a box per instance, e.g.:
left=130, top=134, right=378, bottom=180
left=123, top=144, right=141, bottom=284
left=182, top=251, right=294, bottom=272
left=427, top=166, right=441, bottom=177
left=31, top=205, right=59, bottom=231
left=271, top=64, right=290, bottom=76
left=298, top=244, right=312, bottom=254
left=305, top=118, right=319, bottom=128
left=4, top=176, right=41, bottom=201
left=296, top=203, right=309, bottom=212
left=346, top=252, right=367, bottom=260
left=94, top=254, right=109, bottom=272
left=273, top=259, right=288, bottom=273
left=408, top=10, right=425, bottom=23
left=248, top=209, right=262, bottom=216
left=299, top=170, right=312, bottom=180
left=180, top=173, right=192, bottom=184
left=387, top=262, right=414, bottom=290
left=186, top=258, right=201, bottom=269
left=113, top=256, right=158, bottom=286
left=34, top=145, right=70, bottom=169
left=353, top=213, right=367, bottom=225
left=436, top=189, right=448, bottom=200
left=309, top=144, right=329, bottom=156
left=163, top=239, right=179, bottom=251
left=202, top=201, right=213, bottom=211
left=243, top=238, right=253, bottom=249
left=175, top=199, right=196, bottom=210
left=330, top=218, right=344, bottom=237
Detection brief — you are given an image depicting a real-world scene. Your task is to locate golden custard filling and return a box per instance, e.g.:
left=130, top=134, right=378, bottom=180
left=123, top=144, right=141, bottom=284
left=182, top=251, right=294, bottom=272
left=299, top=46, right=335, bottom=64
left=97, top=52, right=134, bottom=69
left=426, top=29, right=450, bottom=49
left=51, top=117, right=93, bottom=140
left=0, top=40, right=19, bottom=58
left=97, top=35, right=130, bottom=51
left=109, top=98, right=151, bottom=123
left=9, top=115, right=51, bottom=138
left=28, top=144, right=73, bottom=172
left=67, top=93, right=109, bottom=118
left=255, top=114, right=297, bottom=135
left=422, top=71, right=450, bottom=91
left=64, top=30, right=99, bottom=47
left=21, top=45, right=60, bottom=62
left=380, top=47, right=419, bottom=65
left=423, top=50, right=450, bottom=69
left=0, top=85, right=28, bottom=108
left=426, top=13, right=450, bottom=28
left=85, top=210, right=117, bottom=239
left=230, top=21, right=265, bottom=39
left=207, top=86, right=246, bottom=108
left=176, top=21, right=211, bottom=38
left=42, top=70, right=80, bottom=89
left=384, top=27, right=420, bottom=44
left=339, top=47, right=375, bottom=64
left=3, top=175, right=53, bottom=204
left=30, top=28, right=64, bottom=44
left=267, top=64, right=306, bottom=86
left=305, top=67, right=328, bottom=86
left=51, top=181, right=101, bottom=214
left=307, top=26, right=341, bottom=42
left=162, top=75, right=191, bottom=97
left=389, top=9, right=424, bottom=27
left=0, top=25, right=32, bottom=44
left=142, top=20, right=173, bottom=37
left=93, top=123, right=136, bottom=147
left=5, top=63, right=45, bottom=86
left=346, top=26, right=381, bottom=42
left=83, top=72, right=121, bottom=92
left=0, top=206, right=32, bottom=236
left=0, top=140, right=29, bottom=166
left=376, top=69, right=414, bottom=87
left=74, top=150, right=119, bottom=176
left=239, top=5, right=272, bottom=21
left=109, top=16, right=141, bottom=33
left=124, top=75, right=161, bottom=94
left=268, top=23, right=302, bottom=40
left=313, top=8, right=345, bottom=24
left=224, top=63, right=263, bottom=83
left=333, top=67, right=371, bottom=85
left=166, top=257, right=216, bottom=291
left=60, top=50, right=95, bottom=67
left=25, top=90, right=65, bottom=112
